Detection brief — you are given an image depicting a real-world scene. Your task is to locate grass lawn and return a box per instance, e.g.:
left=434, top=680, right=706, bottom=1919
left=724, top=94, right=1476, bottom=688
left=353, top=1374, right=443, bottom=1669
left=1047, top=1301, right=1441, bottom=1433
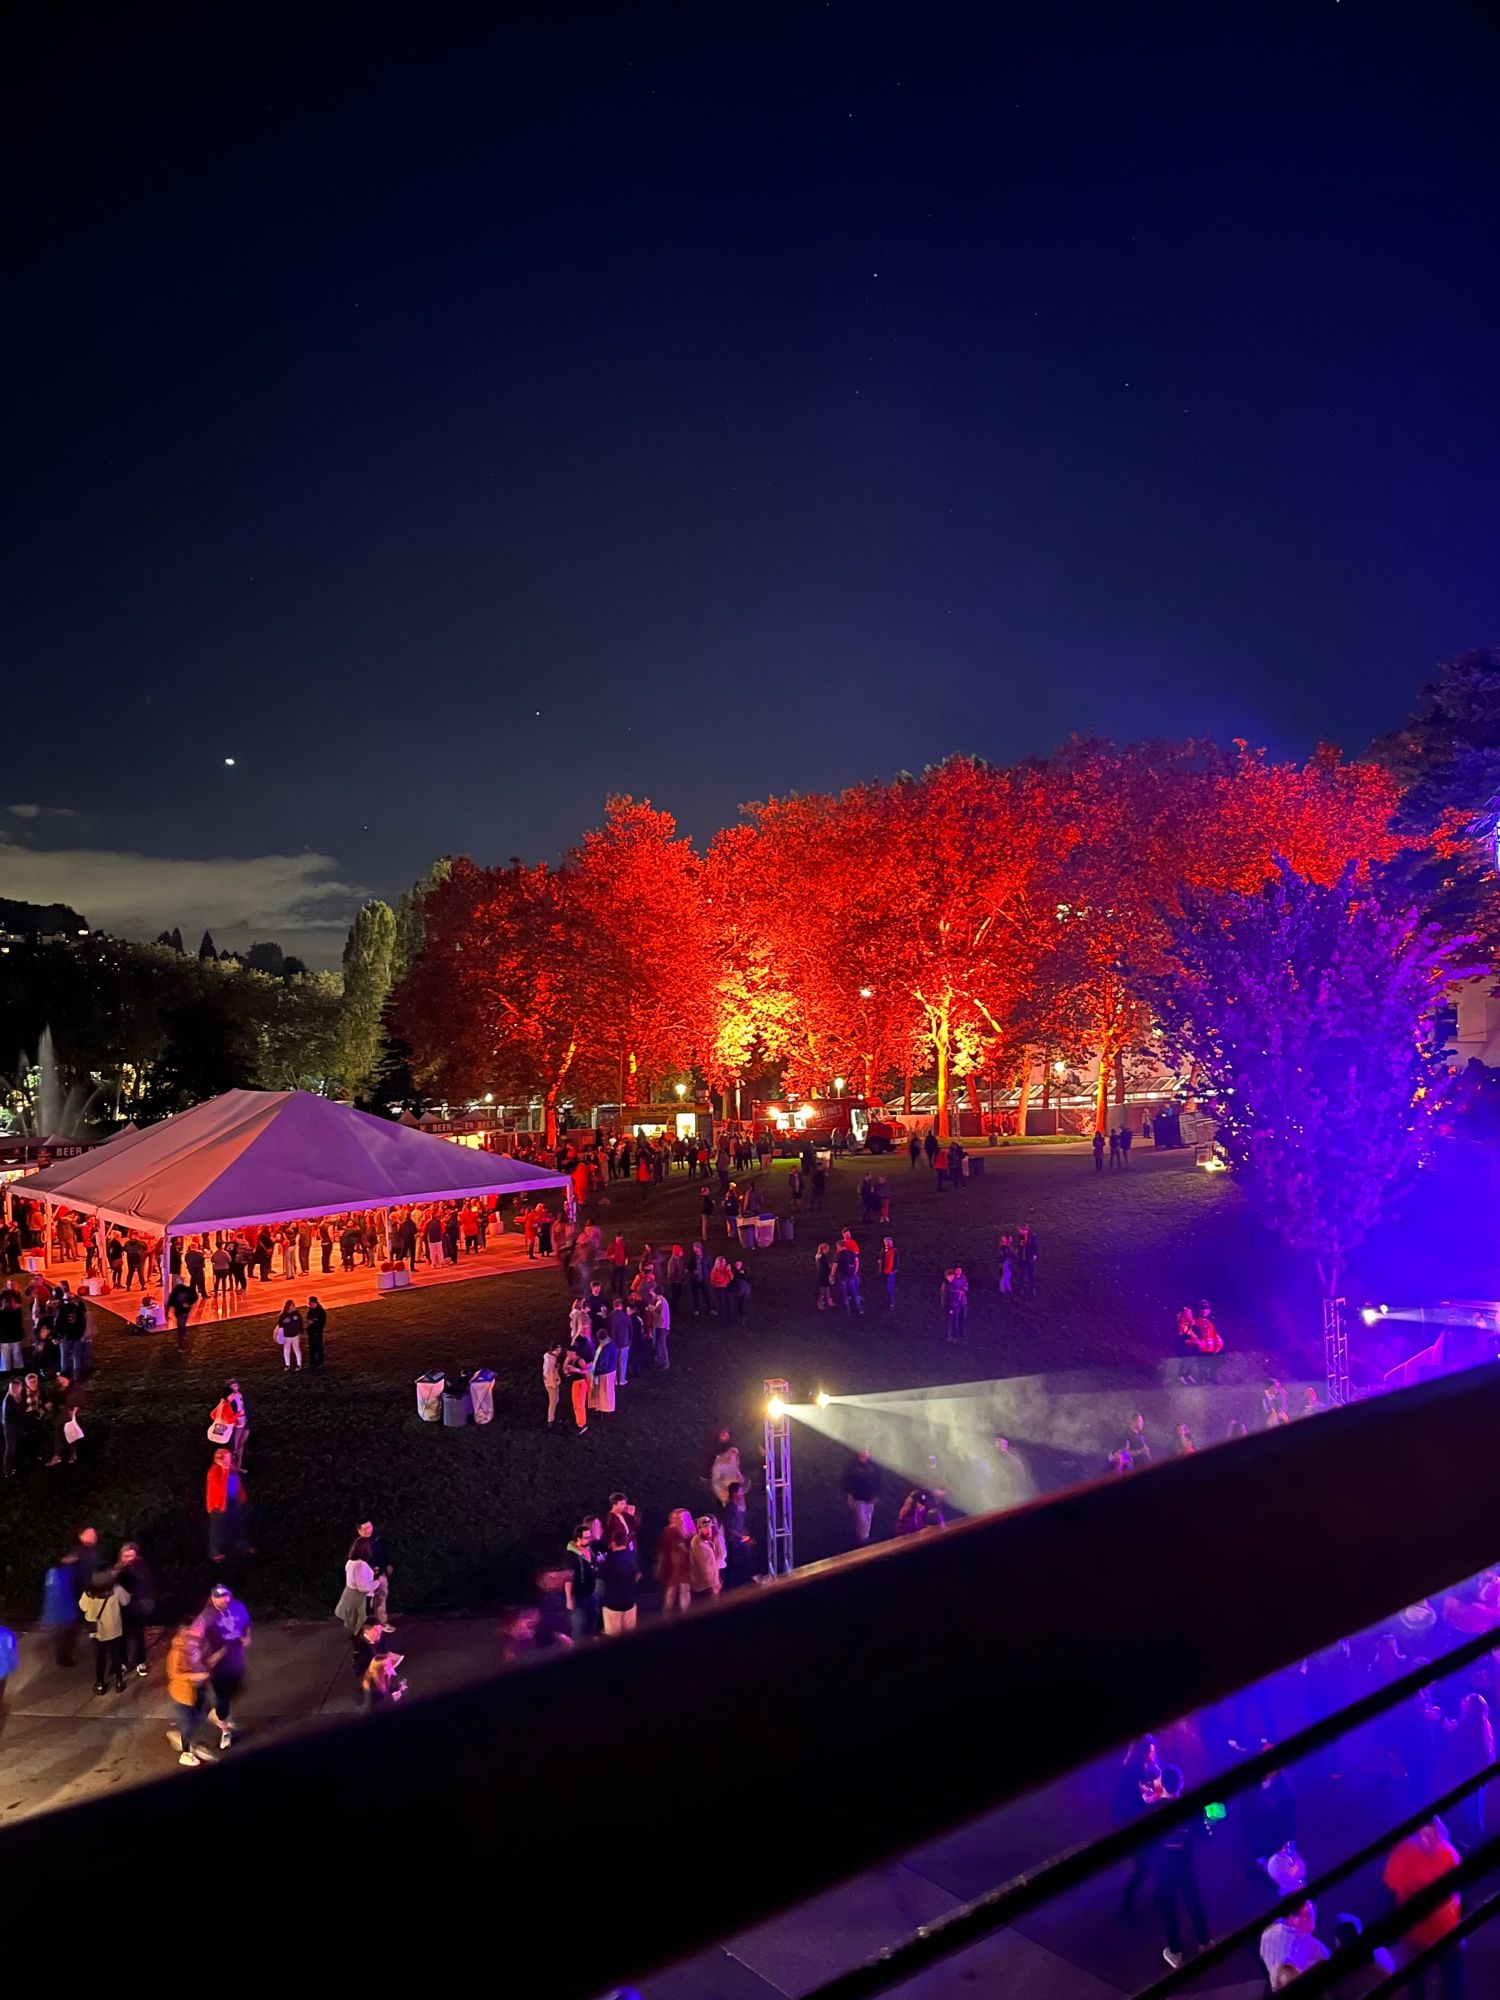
left=2, top=1142, right=1486, bottom=1625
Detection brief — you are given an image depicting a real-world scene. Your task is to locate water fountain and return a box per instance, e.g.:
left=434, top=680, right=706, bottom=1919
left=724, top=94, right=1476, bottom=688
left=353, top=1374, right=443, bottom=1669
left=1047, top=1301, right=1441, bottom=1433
left=1, top=1026, right=117, bottom=1140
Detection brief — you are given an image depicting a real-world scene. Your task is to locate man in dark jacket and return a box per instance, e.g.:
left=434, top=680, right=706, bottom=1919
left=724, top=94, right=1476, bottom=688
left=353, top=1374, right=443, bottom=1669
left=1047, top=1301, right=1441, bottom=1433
left=843, top=1448, right=882, bottom=1543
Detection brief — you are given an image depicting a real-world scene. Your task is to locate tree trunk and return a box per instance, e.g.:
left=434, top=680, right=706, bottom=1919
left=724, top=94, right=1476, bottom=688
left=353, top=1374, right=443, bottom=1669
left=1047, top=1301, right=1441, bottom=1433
left=935, top=1036, right=951, bottom=1141
left=544, top=1092, right=559, bottom=1148
left=903, top=1068, right=913, bottom=1116
left=1015, top=1052, right=1034, bottom=1139
left=1113, top=1051, right=1126, bottom=1105
left=1093, top=1061, right=1109, bottom=1134
left=966, top=1071, right=981, bottom=1116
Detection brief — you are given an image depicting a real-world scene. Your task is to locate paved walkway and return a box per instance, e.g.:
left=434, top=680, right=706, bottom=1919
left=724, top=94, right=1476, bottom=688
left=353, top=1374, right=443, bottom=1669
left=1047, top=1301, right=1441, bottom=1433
left=8, top=1615, right=1491, bottom=1999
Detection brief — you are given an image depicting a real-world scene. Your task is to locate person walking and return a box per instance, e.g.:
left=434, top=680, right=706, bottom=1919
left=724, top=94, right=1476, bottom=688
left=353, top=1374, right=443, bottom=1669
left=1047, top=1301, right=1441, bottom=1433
left=336, top=1536, right=380, bottom=1636
left=167, top=1276, right=196, bottom=1349
left=1092, top=1128, right=1106, bottom=1172
left=275, top=1300, right=304, bottom=1369
left=166, top=1616, right=215, bottom=1766
left=117, top=1541, right=154, bottom=1678
left=305, top=1297, right=327, bottom=1369
left=1150, top=1766, right=1211, bottom=1969
left=79, top=1569, right=128, bottom=1694
left=206, top=1448, right=251, bottom=1560
left=843, top=1448, right=881, bottom=1543
left=202, top=1582, right=251, bottom=1750
left=814, top=1242, right=834, bottom=1312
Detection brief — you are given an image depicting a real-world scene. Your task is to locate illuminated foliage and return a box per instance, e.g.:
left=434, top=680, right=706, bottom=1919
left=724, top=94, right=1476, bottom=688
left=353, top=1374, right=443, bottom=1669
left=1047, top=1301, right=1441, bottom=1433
left=1148, top=862, right=1470, bottom=1294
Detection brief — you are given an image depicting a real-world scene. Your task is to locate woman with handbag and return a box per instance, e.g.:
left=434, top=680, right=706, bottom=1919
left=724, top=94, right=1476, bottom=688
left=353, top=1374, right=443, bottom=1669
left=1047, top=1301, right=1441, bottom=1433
left=275, top=1302, right=304, bottom=1370
left=335, top=1536, right=379, bottom=1637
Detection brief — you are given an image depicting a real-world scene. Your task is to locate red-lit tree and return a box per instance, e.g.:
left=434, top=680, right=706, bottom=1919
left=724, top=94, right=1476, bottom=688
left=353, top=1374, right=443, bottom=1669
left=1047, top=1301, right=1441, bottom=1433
left=392, top=856, right=610, bottom=1144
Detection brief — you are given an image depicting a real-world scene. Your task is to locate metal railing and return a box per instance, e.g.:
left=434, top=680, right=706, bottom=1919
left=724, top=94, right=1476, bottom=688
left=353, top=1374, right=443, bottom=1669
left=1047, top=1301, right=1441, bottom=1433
left=5, top=1366, right=1500, bottom=1996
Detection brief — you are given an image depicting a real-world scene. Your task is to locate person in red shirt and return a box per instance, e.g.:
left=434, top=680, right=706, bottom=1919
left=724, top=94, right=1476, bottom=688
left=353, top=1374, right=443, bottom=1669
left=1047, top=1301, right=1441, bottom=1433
left=1382, top=1820, right=1463, bottom=1987
left=205, top=1448, right=252, bottom=1561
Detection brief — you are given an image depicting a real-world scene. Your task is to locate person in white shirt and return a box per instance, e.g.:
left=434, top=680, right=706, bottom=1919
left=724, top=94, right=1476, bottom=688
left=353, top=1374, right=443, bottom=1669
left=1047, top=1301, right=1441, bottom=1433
left=1260, top=1902, right=1329, bottom=1989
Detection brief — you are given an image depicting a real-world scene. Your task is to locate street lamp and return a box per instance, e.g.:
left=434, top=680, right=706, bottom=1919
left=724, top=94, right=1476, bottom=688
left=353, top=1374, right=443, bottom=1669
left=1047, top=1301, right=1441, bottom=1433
left=674, top=1082, right=687, bottom=1100
left=834, top=1075, right=845, bottom=1097
left=1052, top=1060, right=1066, bottom=1077
left=859, top=986, right=873, bottom=1000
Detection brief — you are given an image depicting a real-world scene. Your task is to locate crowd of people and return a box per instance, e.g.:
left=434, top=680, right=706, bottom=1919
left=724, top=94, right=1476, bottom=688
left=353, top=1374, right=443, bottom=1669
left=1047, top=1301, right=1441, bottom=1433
left=2, top=1274, right=92, bottom=1477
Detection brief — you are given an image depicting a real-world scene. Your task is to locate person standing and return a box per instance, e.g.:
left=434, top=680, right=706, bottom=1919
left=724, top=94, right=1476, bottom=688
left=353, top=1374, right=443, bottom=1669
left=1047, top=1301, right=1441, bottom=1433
left=1383, top=1820, right=1465, bottom=1996
left=184, top=1240, right=208, bottom=1301
left=564, top=1517, right=603, bottom=1640
left=1018, top=1224, right=1039, bottom=1297
left=880, top=1237, right=898, bottom=1309
left=202, top=1582, right=252, bottom=1750
left=590, top=1330, right=619, bottom=1418
left=276, top=1300, right=304, bottom=1369
left=843, top=1448, right=881, bottom=1543
left=117, top=1541, right=154, bottom=1678
left=941, top=1267, right=969, bottom=1343
left=79, top=1569, right=128, bottom=1694
left=206, top=1449, right=251, bottom=1560
left=297, top=1221, right=313, bottom=1275
left=688, top=1240, right=709, bottom=1317
left=563, top=1338, right=592, bottom=1436
left=3, top=1378, right=28, bottom=1478
left=211, top=1243, right=232, bottom=1298
left=709, top=1256, right=734, bottom=1322
left=44, top=1526, right=99, bottom=1666
left=543, top=1340, right=563, bottom=1426
left=1150, top=1767, right=1211, bottom=1970
left=1108, top=1126, right=1122, bottom=1169
left=652, top=1290, right=671, bottom=1369
left=600, top=1498, right=640, bottom=1636
left=354, top=1519, right=395, bottom=1630
left=1120, top=1123, right=1133, bottom=1168
left=1092, top=1128, right=1106, bottom=1172
left=689, top=1515, right=726, bottom=1599
left=0, top=1280, right=25, bottom=1373
left=666, top=1245, right=685, bottom=1318
left=655, top=1509, right=694, bottom=1615
left=305, top=1297, right=327, bottom=1370
left=166, top=1616, right=215, bottom=1766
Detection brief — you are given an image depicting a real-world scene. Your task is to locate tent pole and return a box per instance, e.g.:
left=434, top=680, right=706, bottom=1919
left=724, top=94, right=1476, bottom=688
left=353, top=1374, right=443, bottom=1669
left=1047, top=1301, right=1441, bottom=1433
left=43, top=1198, right=54, bottom=1273
left=160, top=1233, right=172, bottom=1316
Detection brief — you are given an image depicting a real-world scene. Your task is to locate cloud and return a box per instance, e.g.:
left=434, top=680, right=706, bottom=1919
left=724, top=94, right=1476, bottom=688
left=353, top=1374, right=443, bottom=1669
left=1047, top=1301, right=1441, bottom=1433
left=7, top=803, right=77, bottom=820
left=0, top=839, right=362, bottom=965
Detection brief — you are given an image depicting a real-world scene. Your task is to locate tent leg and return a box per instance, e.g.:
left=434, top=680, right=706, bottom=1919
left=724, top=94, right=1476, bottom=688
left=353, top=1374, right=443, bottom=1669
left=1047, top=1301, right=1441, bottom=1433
left=44, top=1200, right=54, bottom=1272
left=160, top=1235, right=172, bottom=1319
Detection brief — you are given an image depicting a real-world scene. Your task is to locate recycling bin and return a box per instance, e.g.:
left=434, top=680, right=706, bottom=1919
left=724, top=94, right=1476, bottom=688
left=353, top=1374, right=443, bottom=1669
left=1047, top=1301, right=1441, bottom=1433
left=415, top=1372, right=445, bottom=1422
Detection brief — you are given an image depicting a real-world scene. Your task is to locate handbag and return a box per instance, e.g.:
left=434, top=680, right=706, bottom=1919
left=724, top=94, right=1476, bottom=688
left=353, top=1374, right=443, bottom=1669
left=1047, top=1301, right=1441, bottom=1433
left=63, top=1416, right=84, bottom=1445
left=274, top=1327, right=285, bottom=1344
left=206, top=1418, right=234, bottom=1445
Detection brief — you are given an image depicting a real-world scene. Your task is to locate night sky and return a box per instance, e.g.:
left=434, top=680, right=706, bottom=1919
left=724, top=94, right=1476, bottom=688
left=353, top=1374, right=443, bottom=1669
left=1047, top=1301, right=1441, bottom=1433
left=4, top=5, right=1498, bottom=959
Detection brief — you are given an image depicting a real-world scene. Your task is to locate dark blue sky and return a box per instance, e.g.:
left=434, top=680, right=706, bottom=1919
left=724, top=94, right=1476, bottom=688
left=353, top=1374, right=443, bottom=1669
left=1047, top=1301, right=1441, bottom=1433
left=4, top=3, right=1498, bottom=955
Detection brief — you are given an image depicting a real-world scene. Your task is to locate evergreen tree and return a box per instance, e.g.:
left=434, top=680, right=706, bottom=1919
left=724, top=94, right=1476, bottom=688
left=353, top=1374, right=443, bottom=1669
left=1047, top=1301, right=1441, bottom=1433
left=336, top=900, right=397, bottom=1101
left=197, top=930, right=217, bottom=959
left=170, top=927, right=184, bottom=954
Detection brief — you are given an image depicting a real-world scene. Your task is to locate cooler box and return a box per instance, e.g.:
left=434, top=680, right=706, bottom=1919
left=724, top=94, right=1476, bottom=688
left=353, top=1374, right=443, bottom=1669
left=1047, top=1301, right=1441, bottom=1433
left=415, top=1372, right=445, bottom=1422
left=377, top=1268, right=411, bottom=1291
left=442, top=1387, right=472, bottom=1427
left=471, top=1369, right=496, bottom=1425
left=754, top=1215, right=776, bottom=1248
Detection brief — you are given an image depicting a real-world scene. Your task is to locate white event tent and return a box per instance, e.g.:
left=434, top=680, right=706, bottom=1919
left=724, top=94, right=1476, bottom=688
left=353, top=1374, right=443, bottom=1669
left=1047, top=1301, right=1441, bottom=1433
left=21, top=1088, right=568, bottom=1299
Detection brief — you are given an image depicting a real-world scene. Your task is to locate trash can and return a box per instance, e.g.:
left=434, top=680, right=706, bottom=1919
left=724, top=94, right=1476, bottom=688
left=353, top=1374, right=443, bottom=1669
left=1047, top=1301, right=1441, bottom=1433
left=754, top=1215, right=776, bottom=1249
left=443, top=1378, right=472, bottom=1426
left=778, top=1214, right=795, bottom=1243
left=471, top=1369, right=496, bottom=1425
left=736, top=1216, right=758, bottom=1248
left=415, top=1372, right=445, bottom=1422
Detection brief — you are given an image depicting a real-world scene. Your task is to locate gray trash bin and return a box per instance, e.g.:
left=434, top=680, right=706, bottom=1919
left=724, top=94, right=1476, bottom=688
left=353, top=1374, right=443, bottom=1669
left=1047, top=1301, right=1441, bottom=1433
left=779, top=1214, right=795, bottom=1242
left=442, top=1388, right=472, bottom=1427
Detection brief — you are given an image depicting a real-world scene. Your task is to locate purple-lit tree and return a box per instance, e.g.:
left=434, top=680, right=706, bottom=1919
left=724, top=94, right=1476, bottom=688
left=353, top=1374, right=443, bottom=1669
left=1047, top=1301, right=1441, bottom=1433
left=1148, top=862, right=1470, bottom=1299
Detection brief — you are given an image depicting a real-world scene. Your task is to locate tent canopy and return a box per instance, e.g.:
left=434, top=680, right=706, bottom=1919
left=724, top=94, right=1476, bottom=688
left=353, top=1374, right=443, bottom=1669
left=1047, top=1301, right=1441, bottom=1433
left=21, top=1089, right=568, bottom=1236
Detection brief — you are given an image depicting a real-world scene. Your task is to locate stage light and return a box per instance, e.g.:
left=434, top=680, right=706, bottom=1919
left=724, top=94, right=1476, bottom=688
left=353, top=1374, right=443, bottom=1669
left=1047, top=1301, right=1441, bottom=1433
left=766, top=1394, right=786, bottom=1421
left=1380, top=1303, right=1390, bottom=1315
left=815, top=1390, right=830, bottom=1409
left=1360, top=1306, right=1379, bottom=1326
